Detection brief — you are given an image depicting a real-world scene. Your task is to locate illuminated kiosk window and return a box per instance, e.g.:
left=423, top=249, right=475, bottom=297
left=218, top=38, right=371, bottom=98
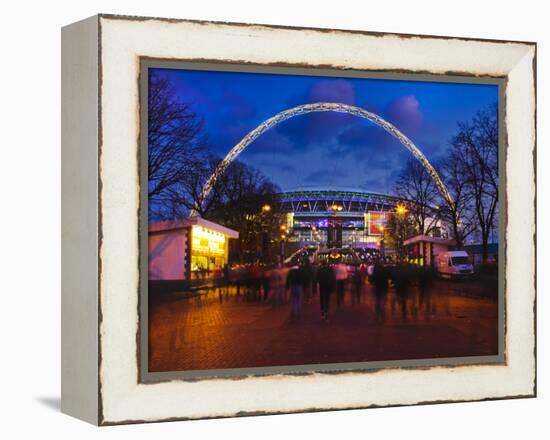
left=148, top=217, right=238, bottom=282
left=191, top=225, right=227, bottom=277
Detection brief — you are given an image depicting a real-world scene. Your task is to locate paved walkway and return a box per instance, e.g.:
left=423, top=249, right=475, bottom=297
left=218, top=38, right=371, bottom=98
left=148, top=280, right=498, bottom=372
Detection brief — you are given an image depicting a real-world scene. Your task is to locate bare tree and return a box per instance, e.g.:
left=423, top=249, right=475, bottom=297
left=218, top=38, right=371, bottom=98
left=156, top=154, right=225, bottom=220
left=148, top=72, right=208, bottom=220
left=210, top=160, right=281, bottom=228
left=208, top=160, right=282, bottom=263
left=447, top=104, right=499, bottom=261
left=439, top=151, right=476, bottom=248
left=395, top=158, right=441, bottom=236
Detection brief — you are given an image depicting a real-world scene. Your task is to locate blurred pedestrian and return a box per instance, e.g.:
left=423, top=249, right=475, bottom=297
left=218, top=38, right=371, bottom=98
left=261, top=267, right=270, bottom=301
left=317, top=260, right=336, bottom=320
left=372, top=261, right=388, bottom=323
left=301, top=258, right=314, bottom=303
left=249, top=262, right=263, bottom=301
left=334, top=262, right=348, bottom=306
left=418, top=266, right=434, bottom=319
left=352, top=267, right=363, bottom=305
left=286, top=266, right=304, bottom=319
left=269, top=264, right=286, bottom=307
left=312, top=262, right=319, bottom=297
left=394, top=263, right=411, bottom=321
left=233, top=264, right=245, bottom=296
left=220, top=264, right=231, bottom=298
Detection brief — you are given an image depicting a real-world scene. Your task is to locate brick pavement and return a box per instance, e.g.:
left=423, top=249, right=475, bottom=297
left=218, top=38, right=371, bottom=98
left=148, top=280, right=498, bottom=372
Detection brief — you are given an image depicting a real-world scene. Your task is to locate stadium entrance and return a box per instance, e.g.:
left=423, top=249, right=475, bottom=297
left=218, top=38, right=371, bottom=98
left=327, top=220, right=343, bottom=248
left=280, top=189, right=400, bottom=248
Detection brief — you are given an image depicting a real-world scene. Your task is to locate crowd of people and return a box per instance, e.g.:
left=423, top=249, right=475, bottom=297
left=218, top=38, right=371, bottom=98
left=223, top=256, right=436, bottom=322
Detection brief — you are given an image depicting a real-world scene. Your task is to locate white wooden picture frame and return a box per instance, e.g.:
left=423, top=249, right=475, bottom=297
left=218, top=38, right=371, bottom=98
left=61, top=14, right=536, bottom=425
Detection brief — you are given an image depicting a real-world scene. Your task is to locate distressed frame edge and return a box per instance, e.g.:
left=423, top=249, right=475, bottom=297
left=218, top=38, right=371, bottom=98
left=97, top=12, right=537, bottom=47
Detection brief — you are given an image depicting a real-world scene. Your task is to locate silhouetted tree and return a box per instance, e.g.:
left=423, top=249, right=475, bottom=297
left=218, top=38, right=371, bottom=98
left=209, top=161, right=282, bottom=263
left=147, top=72, right=208, bottom=220
left=395, top=158, right=441, bottom=236
left=446, top=104, right=498, bottom=261
left=158, top=154, right=225, bottom=219
left=439, top=151, right=476, bottom=248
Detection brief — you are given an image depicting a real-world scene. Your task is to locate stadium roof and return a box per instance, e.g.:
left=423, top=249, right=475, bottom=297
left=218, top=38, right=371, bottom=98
left=282, top=185, right=395, bottom=195
left=280, top=188, right=402, bottom=203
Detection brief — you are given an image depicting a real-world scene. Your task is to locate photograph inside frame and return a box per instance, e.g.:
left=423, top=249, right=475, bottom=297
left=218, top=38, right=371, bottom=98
left=143, top=62, right=504, bottom=378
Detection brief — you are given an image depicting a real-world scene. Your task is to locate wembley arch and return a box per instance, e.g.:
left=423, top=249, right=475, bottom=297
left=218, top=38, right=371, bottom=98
left=196, top=102, right=453, bottom=213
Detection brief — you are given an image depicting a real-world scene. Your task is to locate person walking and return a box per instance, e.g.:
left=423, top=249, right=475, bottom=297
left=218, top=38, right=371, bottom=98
left=286, top=265, right=304, bottom=320
left=234, top=265, right=244, bottom=297
left=317, top=261, right=336, bottom=320
left=269, top=263, right=286, bottom=307
left=334, top=262, right=348, bottom=306
left=393, top=263, right=411, bottom=321
left=249, top=262, right=263, bottom=301
left=261, top=266, right=270, bottom=301
left=300, top=259, right=314, bottom=303
left=352, top=267, right=363, bottom=305
left=372, top=261, right=389, bottom=323
left=311, top=262, right=319, bottom=297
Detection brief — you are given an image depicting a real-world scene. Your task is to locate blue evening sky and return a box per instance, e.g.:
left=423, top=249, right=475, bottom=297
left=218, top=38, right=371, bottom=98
left=151, top=67, right=498, bottom=194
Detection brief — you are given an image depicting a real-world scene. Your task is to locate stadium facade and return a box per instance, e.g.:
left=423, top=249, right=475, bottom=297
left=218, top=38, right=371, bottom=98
left=279, top=188, right=445, bottom=248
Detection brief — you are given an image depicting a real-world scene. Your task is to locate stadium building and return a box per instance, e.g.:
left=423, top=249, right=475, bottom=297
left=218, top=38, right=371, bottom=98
left=279, top=188, right=445, bottom=249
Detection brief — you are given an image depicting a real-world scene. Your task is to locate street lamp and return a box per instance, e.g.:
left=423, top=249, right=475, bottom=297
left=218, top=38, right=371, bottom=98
left=394, top=203, right=409, bottom=263
left=395, top=203, right=408, bottom=216
left=280, top=232, right=287, bottom=260
left=328, top=204, right=344, bottom=247
left=259, top=204, right=271, bottom=263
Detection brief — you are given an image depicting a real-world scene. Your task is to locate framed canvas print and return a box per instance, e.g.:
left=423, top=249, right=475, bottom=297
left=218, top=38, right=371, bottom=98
left=61, top=14, right=536, bottom=425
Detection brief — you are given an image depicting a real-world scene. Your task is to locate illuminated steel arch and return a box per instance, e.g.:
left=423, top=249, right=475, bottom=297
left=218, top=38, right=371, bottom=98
left=197, top=102, right=453, bottom=213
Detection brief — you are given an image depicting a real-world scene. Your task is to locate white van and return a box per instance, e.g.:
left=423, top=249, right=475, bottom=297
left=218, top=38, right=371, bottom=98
left=436, top=251, right=474, bottom=279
